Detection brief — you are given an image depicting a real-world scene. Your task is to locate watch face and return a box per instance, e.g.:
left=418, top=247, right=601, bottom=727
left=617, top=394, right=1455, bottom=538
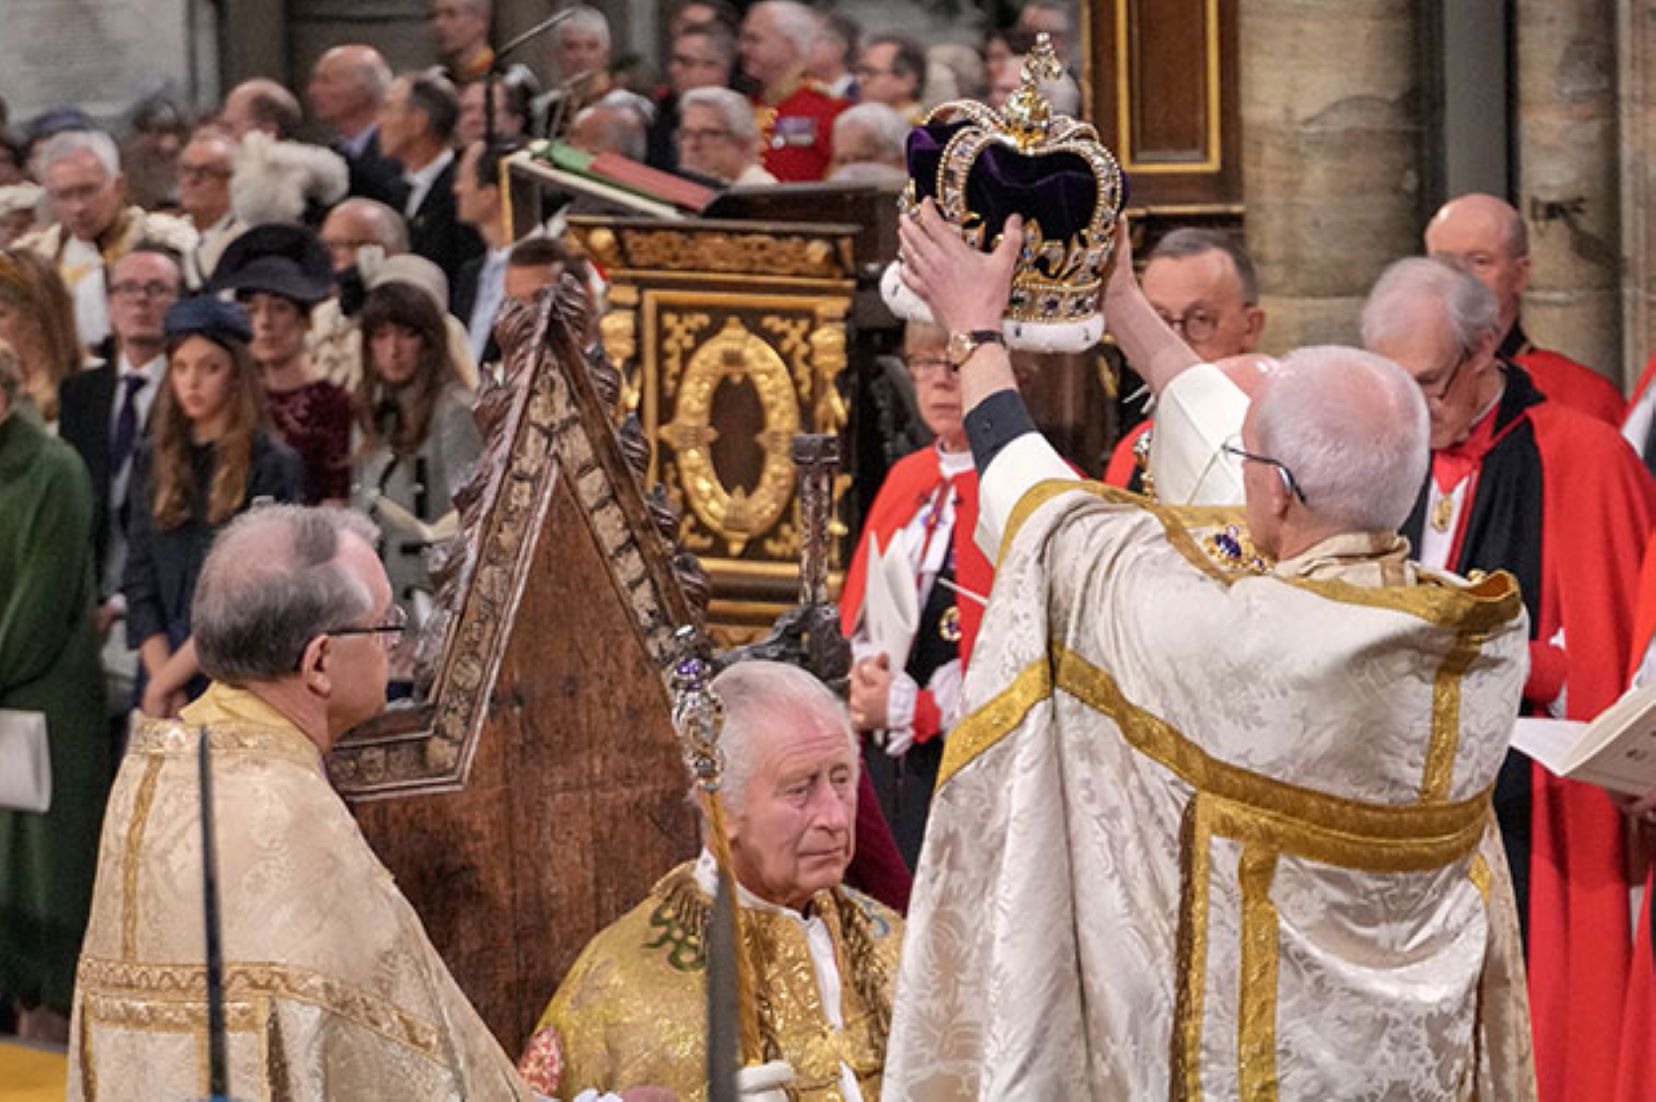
left=946, top=332, right=975, bottom=365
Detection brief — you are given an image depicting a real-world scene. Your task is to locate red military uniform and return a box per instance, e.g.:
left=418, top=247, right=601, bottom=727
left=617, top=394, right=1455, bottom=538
left=754, top=77, right=848, bottom=183
left=1502, top=322, right=1627, bottom=427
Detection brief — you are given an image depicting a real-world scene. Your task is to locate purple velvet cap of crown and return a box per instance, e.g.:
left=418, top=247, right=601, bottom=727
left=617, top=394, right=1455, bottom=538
left=905, top=118, right=1126, bottom=251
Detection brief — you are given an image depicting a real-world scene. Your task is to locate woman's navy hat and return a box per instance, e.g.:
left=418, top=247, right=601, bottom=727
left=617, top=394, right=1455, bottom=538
left=164, top=296, right=253, bottom=348
left=206, top=222, right=333, bottom=306
left=881, top=34, right=1127, bottom=353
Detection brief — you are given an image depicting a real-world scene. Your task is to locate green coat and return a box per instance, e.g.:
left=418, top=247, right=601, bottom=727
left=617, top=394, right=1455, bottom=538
left=0, top=410, right=110, bottom=1012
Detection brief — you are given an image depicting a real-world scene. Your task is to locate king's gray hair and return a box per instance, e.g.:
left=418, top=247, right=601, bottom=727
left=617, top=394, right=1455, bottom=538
left=193, top=504, right=381, bottom=684
left=705, top=660, right=856, bottom=816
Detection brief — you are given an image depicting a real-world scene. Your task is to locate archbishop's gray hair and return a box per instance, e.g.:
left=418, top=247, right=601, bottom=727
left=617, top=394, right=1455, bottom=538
left=833, top=102, right=909, bottom=167
left=557, top=5, right=612, bottom=52
left=193, top=504, right=381, bottom=684
left=1360, top=256, right=1501, bottom=356
left=679, top=86, right=759, bottom=145
left=753, top=0, right=818, bottom=59
left=1252, top=345, right=1430, bottom=534
left=40, top=129, right=121, bottom=180
left=704, top=660, right=857, bottom=817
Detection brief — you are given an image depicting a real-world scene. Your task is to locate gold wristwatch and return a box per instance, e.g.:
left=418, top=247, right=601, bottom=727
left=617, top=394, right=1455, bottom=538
left=945, top=329, right=1006, bottom=368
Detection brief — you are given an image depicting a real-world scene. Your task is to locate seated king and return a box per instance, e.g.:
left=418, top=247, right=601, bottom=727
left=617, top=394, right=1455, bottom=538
left=520, top=660, right=903, bottom=1101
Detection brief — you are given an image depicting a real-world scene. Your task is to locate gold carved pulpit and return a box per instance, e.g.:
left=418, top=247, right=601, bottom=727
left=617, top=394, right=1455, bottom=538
left=568, top=216, right=859, bottom=645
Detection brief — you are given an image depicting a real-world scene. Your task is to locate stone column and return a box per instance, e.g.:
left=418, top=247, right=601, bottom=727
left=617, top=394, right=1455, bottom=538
left=1239, top=0, right=1425, bottom=353
left=1620, top=0, right=1656, bottom=387
left=1515, top=0, right=1621, bottom=383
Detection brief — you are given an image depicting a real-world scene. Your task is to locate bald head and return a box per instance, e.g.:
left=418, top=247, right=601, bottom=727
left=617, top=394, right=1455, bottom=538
left=1424, top=192, right=1530, bottom=332
left=1244, top=346, right=1429, bottom=554
left=309, top=45, right=392, bottom=135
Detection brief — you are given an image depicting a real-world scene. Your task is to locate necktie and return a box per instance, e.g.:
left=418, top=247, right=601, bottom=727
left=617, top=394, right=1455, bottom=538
left=111, top=371, right=148, bottom=476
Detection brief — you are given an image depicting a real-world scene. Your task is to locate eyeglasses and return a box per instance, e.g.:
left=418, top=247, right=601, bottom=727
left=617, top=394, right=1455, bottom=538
left=328, top=604, right=409, bottom=651
left=904, top=354, right=953, bottom=380
left=1416, top=348, right=1470, bottom=402
left=1221, top=434, right=1308, bottom=504
left=110, top=280, right=180, bottom=301
left=1155, top=305, right=1228, bottom=344
left=676, top=126, right=733, bottom=144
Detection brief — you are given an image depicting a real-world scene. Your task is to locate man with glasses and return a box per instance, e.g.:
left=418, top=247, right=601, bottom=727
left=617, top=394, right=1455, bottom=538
left=67, top=503, right=534, bottom=1099
left=1104, top=226, right=1266, bottom=495
left=882, top=202, right=1535, bottom=1098
left=1426, top=192, right=1625, bottom=427
left=59, top=245, right=182, bottom=677
left=839, top=322, right=994, bottom=873
left=1363, top=255, right=1656, bottom=1101
left=675, top=86, right=777, bottom=185
left=18, top=129, right=196, bottom=347
left=175, top=132, right=239, bottom=281
left=646, top=20, right=738, bottom=170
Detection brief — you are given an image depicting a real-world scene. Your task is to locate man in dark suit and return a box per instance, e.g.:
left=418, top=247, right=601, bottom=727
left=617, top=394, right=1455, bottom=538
left=59, top=244, right=182, bottom=738
left=379, top=69, right=484, bottom=285
left=452, top=139, right=522, bottom=368
left=59, top=246, right=183, bottom=611
left=307, top=44, right=408, bottom=209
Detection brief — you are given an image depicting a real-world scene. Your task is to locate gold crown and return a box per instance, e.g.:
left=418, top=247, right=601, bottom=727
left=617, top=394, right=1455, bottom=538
left=899, top=34, right=1125, bottom=327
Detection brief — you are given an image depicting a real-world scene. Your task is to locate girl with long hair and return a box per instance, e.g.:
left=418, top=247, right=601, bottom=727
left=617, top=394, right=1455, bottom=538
left=0, top=247, right=82, bottom=423
left=351, top=278, right=482, bottom=621
left=123, top=297, right=301, bottom=717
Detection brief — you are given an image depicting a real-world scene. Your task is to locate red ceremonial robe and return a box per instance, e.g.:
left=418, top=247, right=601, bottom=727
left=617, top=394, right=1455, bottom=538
left=839, top=445, right=993, bottom=675
left=1402, top=364, right=1656, bottom=1102
left=1614, top=547, right=1656, bottom=1101
left=838, top=446, right=991, bottom=906
left=1501, top=322, right=1627, bottom=427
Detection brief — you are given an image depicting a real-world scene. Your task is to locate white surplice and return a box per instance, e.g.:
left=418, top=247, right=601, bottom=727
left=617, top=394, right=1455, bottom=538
left=886, top=371, right=1537, bottom=1100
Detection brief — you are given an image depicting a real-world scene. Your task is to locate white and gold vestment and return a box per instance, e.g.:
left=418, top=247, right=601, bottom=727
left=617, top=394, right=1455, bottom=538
left=886, top=458, right=1537, bottom=1098
left=66, top=683, right=528, bottom=1100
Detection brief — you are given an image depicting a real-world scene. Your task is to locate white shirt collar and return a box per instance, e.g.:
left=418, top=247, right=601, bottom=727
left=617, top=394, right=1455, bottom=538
left=117, top=349, right=166, bottom=383
left=403, top=148, right=455, bottom=216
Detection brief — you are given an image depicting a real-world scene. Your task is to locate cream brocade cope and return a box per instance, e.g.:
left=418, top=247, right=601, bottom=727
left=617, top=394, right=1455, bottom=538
left=66, top=683, right=529, bottom=1101
left=541, top=861, right=903, bottom=1101
left=885, top=481, right=1537, bottom=1100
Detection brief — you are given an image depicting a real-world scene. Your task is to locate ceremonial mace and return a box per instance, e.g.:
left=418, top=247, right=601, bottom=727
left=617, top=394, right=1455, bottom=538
left=197, top=727, right=234, bottom=1101
left=668, top=631, right=759, bottom=1101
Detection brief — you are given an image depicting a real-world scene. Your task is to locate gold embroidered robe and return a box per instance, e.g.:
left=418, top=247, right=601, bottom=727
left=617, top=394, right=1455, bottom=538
left=539, top=860, right=902, bottom=1101
left=886, top=481, right=1537, bottom=1100
left=66, top=683, right=529, bottom=1101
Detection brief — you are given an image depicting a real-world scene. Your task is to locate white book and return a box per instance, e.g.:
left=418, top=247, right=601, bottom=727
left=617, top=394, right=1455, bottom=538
left=1510, top=682, right=1656, bottom=796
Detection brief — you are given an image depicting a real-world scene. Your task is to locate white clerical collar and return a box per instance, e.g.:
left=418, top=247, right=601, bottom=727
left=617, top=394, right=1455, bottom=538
left=693, top=848, right=814, bottom=921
